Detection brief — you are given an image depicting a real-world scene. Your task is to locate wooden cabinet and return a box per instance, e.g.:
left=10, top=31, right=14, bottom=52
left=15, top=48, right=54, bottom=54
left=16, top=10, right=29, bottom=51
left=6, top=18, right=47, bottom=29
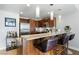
left=30, top=19, right=36, bottom=33
left=19, top=17, right=56, bottom=34
left=48, top=17, right=56, bottom=27
left=35, top=21, right=39, bottom=27
left=22, top=40, right=65, bottom=55
left=23, top=40, right=45, bottom=55
left=20, top=18, right=30, bottom=23
left=17, top=47, right=22, bottom=55
left=29, top=17, right=56, bottom=33
left=37, top=17, right=56, bottom=27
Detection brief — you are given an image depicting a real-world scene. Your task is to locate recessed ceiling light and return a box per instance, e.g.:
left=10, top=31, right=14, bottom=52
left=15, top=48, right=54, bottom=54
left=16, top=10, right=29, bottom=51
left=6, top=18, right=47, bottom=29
left=20, top=11, right=23, bottom=14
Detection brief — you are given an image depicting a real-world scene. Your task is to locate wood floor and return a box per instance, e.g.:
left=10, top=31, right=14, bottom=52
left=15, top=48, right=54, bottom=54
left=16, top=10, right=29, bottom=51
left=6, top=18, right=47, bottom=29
left=68, top=48, right=79, bottom=55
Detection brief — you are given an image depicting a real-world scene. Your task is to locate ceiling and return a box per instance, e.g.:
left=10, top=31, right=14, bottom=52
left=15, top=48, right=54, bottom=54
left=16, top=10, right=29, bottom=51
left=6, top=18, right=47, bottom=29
left=0, top=4, right=77, bottom=19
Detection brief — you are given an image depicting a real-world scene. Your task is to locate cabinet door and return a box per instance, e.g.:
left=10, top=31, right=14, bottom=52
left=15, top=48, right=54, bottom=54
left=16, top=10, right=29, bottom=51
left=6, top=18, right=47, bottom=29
left=35, top=21, right=39, bottom=27
left=23, top=39, right=29, bottom=55
left=49, top=17, right=56, bottom=27
left=37, top=17, right=56, bottom=27
left=17, top=47, right=22, bottom=55
left=38, top=20, right=48, bottom=27
left=30, top=20, right=36, bottom=33
left=38, top=21, right=44, bottom=27
left=49, top=20, right=54, bottom=27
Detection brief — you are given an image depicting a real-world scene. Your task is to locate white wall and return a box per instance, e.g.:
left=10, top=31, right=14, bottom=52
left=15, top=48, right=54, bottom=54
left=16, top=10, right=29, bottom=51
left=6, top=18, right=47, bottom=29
left=61, top=10, right=79, bottom=50
left=0, top=10, right=19, bottom=50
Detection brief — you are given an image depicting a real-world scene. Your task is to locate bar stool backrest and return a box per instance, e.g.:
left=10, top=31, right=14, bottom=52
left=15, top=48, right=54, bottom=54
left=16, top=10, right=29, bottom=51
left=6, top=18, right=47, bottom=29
left=69, top=34, right=75, bottom=40
left=63, top=35, right=70, bottom=44
left=47, top=36, right=58, bottom=51
left=57, top=33, right=67, bottom=45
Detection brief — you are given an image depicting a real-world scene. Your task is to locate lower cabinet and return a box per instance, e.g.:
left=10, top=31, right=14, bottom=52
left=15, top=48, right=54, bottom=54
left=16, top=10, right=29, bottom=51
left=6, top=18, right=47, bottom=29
left=22, top=40, right=65, bottom=55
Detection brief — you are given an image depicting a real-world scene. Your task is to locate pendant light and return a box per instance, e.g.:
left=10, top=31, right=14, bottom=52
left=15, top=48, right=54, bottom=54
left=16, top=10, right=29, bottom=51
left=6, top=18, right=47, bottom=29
left=57, top=9, right=62, bottom=24
left=49, top=4, right=54, bottom=20
left=57, top=9, right=62, bottom=33
left=50, top=11, right=54, bottom=20
left=58, top=15, right=62, bottom=23
left=36, top=6, right=40, bottom=18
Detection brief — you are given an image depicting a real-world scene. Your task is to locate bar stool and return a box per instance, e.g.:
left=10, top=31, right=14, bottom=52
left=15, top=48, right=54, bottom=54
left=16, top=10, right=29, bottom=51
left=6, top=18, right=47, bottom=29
left=69, top=34, right=75, bottom=40
left=57, top=33, right=67, bottom=45
left=47, top=36, right=58, bottom=55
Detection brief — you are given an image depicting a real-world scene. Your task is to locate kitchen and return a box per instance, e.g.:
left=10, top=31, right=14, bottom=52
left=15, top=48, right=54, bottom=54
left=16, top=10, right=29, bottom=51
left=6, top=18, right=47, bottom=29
left=0, top=4, right=77, bottom=55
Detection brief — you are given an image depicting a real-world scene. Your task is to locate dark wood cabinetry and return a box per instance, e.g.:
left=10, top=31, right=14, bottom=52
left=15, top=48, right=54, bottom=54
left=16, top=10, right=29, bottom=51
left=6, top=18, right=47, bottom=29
left=30, top=19, right=36, bottom=33
left=37, top=17, right=56, bottom=27
left=20, top=18, right=30, bottom=23
left=49, top=17, right=56, bottom=27
left=19, top=17, right=56, bottom=34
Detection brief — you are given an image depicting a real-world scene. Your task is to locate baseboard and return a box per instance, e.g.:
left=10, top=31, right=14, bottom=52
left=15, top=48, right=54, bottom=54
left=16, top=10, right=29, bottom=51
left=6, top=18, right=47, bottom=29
left=0, top=47, right=6, bottom=50
left=69, top=46, right=79, bottom=51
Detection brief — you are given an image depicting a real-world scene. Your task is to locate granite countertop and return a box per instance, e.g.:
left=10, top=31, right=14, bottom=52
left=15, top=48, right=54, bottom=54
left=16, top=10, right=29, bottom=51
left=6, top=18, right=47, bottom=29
left=21, top=31, right=66, bottom=40
left=20, top=32, right=47, bottom=35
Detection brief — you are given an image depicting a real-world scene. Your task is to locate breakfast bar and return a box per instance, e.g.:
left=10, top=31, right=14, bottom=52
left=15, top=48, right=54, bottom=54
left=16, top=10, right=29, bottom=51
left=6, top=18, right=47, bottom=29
left=21, top=32, right=69, bottom=55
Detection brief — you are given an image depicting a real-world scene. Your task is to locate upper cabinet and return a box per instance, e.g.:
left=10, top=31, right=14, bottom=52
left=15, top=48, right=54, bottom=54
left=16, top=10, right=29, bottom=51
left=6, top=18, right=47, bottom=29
left=20, top=18, right=30, bottom=23
left=19, top=17, right=56, bottom=34
left=37, top=17, right=56, bottom=27
left=30, top=19, right=36, bottom=33
left=49, top=17, right=56, bottom=27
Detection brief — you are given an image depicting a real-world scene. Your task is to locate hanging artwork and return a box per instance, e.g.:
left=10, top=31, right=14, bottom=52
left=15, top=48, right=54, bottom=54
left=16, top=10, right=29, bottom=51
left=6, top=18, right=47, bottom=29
left=5, top=17, right=16, bottom=27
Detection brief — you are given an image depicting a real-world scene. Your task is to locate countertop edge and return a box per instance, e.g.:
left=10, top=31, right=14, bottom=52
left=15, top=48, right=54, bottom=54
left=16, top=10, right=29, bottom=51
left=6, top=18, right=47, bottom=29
left=21, top=32, right=66, bottom=40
